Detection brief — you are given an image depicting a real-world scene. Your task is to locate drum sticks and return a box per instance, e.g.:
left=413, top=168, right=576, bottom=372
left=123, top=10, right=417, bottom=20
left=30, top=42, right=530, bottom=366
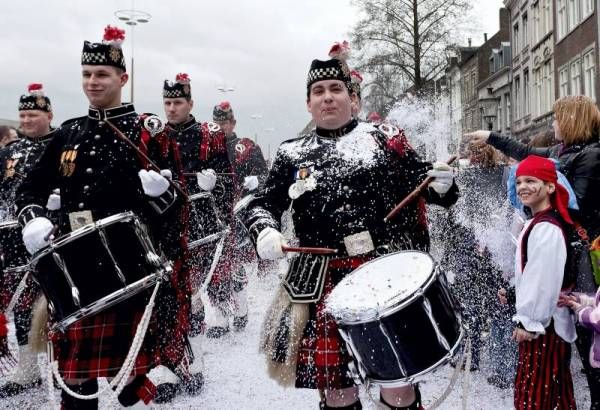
left=384, top=155, right=457, bottom=222
left=105, top=120, right=188, bottom=200
left=282, top=245, right=338, bottom=255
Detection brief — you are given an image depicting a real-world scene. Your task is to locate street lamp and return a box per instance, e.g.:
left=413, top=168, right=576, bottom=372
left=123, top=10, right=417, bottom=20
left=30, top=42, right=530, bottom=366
left=114, top=9, right=152, bottom=104
left=217, top=85, right=236, bottom=93
left=250, top=114, right=263, bottom=144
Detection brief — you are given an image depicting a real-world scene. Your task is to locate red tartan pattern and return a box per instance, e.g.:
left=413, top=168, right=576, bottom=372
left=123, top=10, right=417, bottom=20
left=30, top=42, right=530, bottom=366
left=514, top=325, right=576, bottom=410
left=50, top=296, right=153, bottom=380
left=295, top=256, right=371, bottom=390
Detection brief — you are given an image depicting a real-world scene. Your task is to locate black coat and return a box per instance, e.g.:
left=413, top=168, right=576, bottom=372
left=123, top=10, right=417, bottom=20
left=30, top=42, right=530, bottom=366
left=243, top=119, right=458, bottom=255
left=226, top=133, right=269, bottom=197
left=488, top=132, right=600, bottom=237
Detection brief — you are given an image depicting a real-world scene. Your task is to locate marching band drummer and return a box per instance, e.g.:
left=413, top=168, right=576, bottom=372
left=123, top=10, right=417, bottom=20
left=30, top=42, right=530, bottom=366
left=15, top=26, right=190, bottom=409
left=0, top=84, right=57, bottom=398
left=148, top=73, right=234, bottom=403
left=240, top=43, right=458, bottom=409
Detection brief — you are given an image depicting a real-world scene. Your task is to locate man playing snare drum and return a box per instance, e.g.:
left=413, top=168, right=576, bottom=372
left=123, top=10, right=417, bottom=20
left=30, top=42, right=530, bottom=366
left=15, top=26, right=189, bottom=409
left=240, top=42, right=458, bottom=409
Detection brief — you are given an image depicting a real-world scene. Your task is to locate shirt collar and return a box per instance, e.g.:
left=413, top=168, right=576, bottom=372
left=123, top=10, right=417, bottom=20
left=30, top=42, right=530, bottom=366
left=88, top=103, right=136, bottom=121
left=315, top=118, right=358, bottom=138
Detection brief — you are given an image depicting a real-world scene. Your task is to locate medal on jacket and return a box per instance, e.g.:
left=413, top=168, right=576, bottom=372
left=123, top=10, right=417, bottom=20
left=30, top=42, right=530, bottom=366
left=59, top=145, right=79, bottom=177
left=289, top=165, right=317, bottom=199
left=4, top=154, right=22, bottom=178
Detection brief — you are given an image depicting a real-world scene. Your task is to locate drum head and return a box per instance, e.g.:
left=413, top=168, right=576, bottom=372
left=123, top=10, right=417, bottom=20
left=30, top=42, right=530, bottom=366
left=326, top=251, right=434, bottom=323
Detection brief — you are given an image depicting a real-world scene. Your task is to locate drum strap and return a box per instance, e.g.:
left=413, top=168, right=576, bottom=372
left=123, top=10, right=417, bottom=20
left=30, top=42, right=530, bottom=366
left=46, top=280, right=162, bottom=403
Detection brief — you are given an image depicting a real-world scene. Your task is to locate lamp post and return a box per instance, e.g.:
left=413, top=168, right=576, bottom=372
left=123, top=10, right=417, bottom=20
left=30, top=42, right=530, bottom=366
left=114, top=9, right=152, bottom=104
left=217, top=85, right=236, bottom=93
left=250, top=114, right=263, bottom=144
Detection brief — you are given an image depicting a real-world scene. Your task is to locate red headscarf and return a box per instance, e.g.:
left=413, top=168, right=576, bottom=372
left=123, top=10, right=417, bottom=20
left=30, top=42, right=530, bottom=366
left=516, top=155, right=573, bottom=224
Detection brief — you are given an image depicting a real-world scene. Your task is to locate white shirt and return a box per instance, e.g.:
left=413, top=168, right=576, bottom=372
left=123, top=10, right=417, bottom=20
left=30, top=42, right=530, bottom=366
left=513, top=219, right=577, bottom=343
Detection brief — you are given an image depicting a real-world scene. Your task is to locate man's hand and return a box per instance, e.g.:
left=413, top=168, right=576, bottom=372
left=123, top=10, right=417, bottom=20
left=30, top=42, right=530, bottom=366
left=22, top=217, right=54, bottom=254
left=243, top=175, right=259, bottom=192
left=256, top=227, right=286, bottom=260
left=46, top=189, right=61, bottom=210
left=196, top=169, right=217, bottom=191
left=427, top=162, right=453, bottom=195
left=138, top=169, right=171, bottom=197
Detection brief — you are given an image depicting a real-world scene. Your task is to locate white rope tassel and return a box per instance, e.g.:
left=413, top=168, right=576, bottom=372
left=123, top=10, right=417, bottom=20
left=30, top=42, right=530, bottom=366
left=47, top=280, right=161, bottom=401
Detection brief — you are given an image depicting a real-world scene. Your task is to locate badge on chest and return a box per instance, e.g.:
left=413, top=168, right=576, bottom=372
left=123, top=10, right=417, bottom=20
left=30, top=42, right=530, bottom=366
left=59, top=145, right=79, bottom=177
left=4, top=154, right=22, bottom=179
left=288, top=164, right=317, bottom=199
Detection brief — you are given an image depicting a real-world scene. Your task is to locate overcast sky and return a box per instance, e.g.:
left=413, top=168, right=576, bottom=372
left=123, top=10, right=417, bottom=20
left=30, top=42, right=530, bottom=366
left=1, top=0, right=504, bottom=158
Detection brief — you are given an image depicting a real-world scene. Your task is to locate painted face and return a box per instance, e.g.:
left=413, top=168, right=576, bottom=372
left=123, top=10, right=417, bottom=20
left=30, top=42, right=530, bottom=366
left=19, top=110, right=52, bottom=137
left=82, top=65, right=127, bottom=109
left=307, top=79, right=355, bottom=130
left=163, top=97, right=193, bottom=125
left=215, top=119, right=236, bottom=137
left=516, top=175, right=555, bottom=209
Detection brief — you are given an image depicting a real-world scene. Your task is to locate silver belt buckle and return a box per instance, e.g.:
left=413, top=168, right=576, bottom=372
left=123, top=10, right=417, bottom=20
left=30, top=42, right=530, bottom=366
left=69, top=210, right=94, bottom=231
left=343, top=231, right=375, bottom=256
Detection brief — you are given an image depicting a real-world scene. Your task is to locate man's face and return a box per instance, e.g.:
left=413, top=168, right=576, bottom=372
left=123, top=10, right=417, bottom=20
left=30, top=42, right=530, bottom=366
left=307, top=80, right=356, bottom=130
left=82, top=65, right=128, bottom=109
left=19, top=110, right=52, bottom=137
left=163, top=98, right=193, bottom=125
left=215, top=119, right=236, bottom=137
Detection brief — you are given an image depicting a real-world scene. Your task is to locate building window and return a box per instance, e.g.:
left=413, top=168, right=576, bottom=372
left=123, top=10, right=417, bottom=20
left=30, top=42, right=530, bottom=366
left=571, top=58, right=582, bottom=95
left=568, top=0, right=580, bottom=31
left=532, top=3, right=540, bottom=44
left=522, top=13, right=528, bottom=48
left=582, top=0, right=594, bottom=18
left=513, top=23, right=519, bottom=55
left=505, top=93, right=512, bottom=129
left=514, top=77, right=521, bottom=119
left=557, top=0, right=567, bottom=39
left=559, top=66, right=570, bottom=97
left=543, top=0, right=552, bottom=37
left=533, top=68, right=542, bottom=116
left=542, top=60, right=553, bottom=114
left=583, top=50, right=596, bottom=100
left=523, top=69, right=530, bottom=116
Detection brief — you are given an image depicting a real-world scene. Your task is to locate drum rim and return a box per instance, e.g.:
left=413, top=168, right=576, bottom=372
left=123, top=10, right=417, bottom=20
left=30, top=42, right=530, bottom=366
left=0, top=220, right=19, bottom=229
left=327, top=250, right=437, bottom=324
left=52, top=272, right=162, bottom=333
left=29, top=211, right=138, bottom=266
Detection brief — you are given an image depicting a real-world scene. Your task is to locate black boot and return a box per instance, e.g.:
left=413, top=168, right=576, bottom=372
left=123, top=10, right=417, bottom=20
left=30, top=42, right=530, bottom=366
left=319, top=400, right=362, bottom=409
left=380, top=385, right=422, bottom=410
left=61, top=379, right=98, bottom=410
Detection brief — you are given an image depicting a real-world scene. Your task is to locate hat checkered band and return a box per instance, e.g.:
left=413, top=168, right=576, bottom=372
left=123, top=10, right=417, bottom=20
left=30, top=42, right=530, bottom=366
left=19, top=102, right=36, bottom=110
left=163, top=89, right=185, bottom=98
left=82, top=52, right=108, bottom=65
left=307, top=67, right=341, bottom=84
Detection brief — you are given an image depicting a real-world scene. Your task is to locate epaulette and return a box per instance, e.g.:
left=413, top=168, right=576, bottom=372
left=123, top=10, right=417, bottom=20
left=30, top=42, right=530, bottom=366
left=139, top=113, right=166, bottom=137
left=204, top=121, right=222, bottom=135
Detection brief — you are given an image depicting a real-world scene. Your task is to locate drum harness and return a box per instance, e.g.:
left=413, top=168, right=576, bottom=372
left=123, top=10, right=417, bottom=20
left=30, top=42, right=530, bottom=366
left=44, top=280, right=162, bottom=406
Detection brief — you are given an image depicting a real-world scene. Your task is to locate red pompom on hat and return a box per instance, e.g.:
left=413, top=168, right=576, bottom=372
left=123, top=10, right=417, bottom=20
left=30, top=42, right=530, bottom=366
left=328, top=40, right=350, bottom=61
left=367, top=112, right=383, bottom=123
left=175, top=73, right=190, bottom=84
left=103, top=25, right=126, bottom=47
left=27, top=83, right=44, bottom=96
left=219, top=101, right=231, bottom=110
left=516, top=155, right=573, bottom=224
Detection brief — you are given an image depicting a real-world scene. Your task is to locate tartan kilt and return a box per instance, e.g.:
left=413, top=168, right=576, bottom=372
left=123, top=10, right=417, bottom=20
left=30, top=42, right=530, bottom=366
left=295, top=256, right=372, bottom=390
left=50, top=293, right=153, bottom=380
left=514, top=325, right=576, bottom=410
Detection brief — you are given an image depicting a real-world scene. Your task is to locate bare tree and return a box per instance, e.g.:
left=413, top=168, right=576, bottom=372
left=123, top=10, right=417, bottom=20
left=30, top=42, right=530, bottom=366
left=351, top=0, right=471, bottom=111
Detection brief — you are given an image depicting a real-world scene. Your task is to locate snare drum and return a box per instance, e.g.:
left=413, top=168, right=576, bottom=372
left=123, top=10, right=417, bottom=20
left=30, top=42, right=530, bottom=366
left=326, top=251, right=463, bottom=386
left=0, top=220, right=29, bottom=274
left=188, top=192, right=229, bottom=249
left=29, top=212, right=171, bottom=332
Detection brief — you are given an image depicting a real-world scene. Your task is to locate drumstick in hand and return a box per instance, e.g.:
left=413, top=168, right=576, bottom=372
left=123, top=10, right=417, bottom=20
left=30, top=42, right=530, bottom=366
left=384, top=155, right=457, bottom=222
left=282, top=245, right=338, bottom=255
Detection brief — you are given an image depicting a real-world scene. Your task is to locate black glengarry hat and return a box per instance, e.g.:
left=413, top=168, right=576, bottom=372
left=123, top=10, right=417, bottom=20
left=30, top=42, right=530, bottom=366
left=306, top=41, right=353, bottom=91
left=163, top=73, right=192, bottom=99
left=19, top=83, right=52, bottom=112
left=81, top=25, right=127, bottom=71
left=213, top=101, right=234, bottom=121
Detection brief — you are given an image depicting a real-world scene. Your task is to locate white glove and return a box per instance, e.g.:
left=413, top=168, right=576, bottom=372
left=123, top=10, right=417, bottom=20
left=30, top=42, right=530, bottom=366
left=243, top=175, right=259, bottom=191
left=138, top=169, right=171, bottom=197
left=427, top=162, right=454, bottom=195
left=22, top=217, right=54, bottom=254
left=196, top=169, right=217, bottom=191
left=256, top=227, right=286, bottom=260
left=46, top=189, right=60, bottom=211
